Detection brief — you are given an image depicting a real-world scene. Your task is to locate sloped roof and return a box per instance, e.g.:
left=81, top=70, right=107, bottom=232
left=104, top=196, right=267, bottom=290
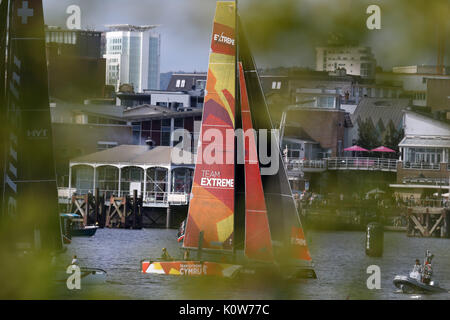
left=166, top=73, right=207, bottom=91
left=70, top=145, right=194, bottom=166
left=284, top=122, right=318, bottom=143
left=351, top=98, right=410, bottom=128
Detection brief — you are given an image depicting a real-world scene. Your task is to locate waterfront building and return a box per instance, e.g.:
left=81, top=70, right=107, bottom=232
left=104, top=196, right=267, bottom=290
left=51, top=101, right=201, bottom=189
left=391, top=110, right=450, bottom=199
left=315, top=46, right=377, bottom=78
left=67, top=145, right=195, bottom=207
left=104, top=24, right=161, bottom=92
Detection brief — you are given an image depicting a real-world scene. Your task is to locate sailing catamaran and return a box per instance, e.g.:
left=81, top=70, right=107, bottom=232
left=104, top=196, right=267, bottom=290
left=1, top=0, right=63, bottom=254
left=141, top=0, right=316, bottom=279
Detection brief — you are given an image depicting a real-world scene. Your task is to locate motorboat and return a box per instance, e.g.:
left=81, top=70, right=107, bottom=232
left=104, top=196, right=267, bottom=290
left=70, top=225, right=98, bottom=237
left=393, top=271, right=447, bottom=294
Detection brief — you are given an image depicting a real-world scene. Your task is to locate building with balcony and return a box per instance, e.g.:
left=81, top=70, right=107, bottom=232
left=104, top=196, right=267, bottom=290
left=67, top=145, right=194, bottom=208
left=391, top=110, right=450, bottom=199
left=50, top=100, right=201, bottom=190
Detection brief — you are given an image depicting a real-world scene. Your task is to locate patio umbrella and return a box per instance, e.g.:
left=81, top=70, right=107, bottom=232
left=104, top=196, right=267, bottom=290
left=344, top=145, right=368, bottom=152
left=371, top=146, right=396, bottom=153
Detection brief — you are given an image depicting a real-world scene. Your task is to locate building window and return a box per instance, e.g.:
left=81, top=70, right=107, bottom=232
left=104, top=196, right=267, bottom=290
left=176, top=80, right=181, bottom=87
left=271, top=81, right=281, bottom=90
left=180, top=80, right=186, bottom=88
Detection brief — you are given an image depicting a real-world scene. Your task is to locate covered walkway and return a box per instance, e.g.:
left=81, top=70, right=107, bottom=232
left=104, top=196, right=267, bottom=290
left=65, top=145, right=195, bottom=207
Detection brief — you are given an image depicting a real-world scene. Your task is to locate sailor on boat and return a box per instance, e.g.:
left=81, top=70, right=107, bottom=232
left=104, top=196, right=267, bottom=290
left=422, top=250, right=434, bottom=285
left=160, top=248, right=173, bottom=261
left=410, top=259, right=422, bottom=281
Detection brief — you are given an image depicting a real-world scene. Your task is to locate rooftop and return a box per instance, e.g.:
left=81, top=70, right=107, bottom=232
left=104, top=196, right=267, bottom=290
left=106, top=24, right=159, bottom=32
left=351, top=97, right=410, bottom=128
left=70, top=145, right=194, bottom=166
left=399, top=136, right=450, bottom=148
left=50, top=101, right=202, bottom=123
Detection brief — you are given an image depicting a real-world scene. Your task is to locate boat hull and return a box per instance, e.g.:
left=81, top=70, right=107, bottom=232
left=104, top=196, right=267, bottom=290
left=141, top=260, right=316, bottom=279
left=141, top=260, right=242, bottom=278
left=393, top=275, right=447, bottom=294
left=70, top=226, right=98, bottom=237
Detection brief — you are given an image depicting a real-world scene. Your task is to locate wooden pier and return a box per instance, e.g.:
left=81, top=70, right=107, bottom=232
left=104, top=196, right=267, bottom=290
left=105, top=190, right=143, bottom=229
left=70, top=189, right=106, bottom=226
left=407, top=207, right=450, bottom=238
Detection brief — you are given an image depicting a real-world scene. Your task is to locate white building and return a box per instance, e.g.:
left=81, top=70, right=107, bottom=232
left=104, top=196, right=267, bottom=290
left=399, top=111, right=450, bottom=165
left=104, top=25, right=160, bottom=92
left=316, top=46, right=376, bottom=78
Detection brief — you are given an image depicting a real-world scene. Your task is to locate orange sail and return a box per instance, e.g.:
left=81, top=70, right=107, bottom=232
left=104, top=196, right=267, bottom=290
left=183, top=1, right=236, bottom=251
left=238, top=63, right=274, bottom=261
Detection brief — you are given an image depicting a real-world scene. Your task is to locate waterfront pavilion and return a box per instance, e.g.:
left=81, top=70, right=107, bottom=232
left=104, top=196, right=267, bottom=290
left=67, top=145, right=195, bottom=207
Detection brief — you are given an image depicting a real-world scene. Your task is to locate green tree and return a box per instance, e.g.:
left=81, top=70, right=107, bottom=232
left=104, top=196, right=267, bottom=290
left=357, top=118, right=380, bottom=150
left=382, top=120, right=404, bottom=156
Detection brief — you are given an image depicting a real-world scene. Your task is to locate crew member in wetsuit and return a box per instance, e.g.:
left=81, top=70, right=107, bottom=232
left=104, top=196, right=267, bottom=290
left=161, top=248, right=172, bottom=261
left=410, top=259, right=422, bottom=281
left=422, top=250, right=434, bottom=284
left=412, top=259, right=422, bottom=273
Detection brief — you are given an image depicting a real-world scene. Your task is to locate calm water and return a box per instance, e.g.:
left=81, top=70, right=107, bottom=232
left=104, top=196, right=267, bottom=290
left=56, top=228, right=450, bottom=300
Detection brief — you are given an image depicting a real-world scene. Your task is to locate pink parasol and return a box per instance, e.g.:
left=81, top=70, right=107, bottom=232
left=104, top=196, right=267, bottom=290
left=371, top=146, right=396, bottom=153
left=344, top=145, right=368, bottom=152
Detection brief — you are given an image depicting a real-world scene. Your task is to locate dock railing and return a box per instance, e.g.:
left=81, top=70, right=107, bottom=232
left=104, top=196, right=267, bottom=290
left=58, top=188, right=190, bottom=207
left=406, top=199, right=449, bottom=208
left=403, top=162, right=440, bottom=170
left=327, top=157, right=398, bottom=171
left=285, top=158, right=326, bottom=172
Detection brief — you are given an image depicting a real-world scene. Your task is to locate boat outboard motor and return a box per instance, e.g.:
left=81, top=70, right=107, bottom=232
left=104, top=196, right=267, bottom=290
left=365, top=222, right=384, bottom=257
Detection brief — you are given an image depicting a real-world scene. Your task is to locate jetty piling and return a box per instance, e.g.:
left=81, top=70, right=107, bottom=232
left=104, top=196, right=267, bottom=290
left=407, top=207, right=449, bottom=238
